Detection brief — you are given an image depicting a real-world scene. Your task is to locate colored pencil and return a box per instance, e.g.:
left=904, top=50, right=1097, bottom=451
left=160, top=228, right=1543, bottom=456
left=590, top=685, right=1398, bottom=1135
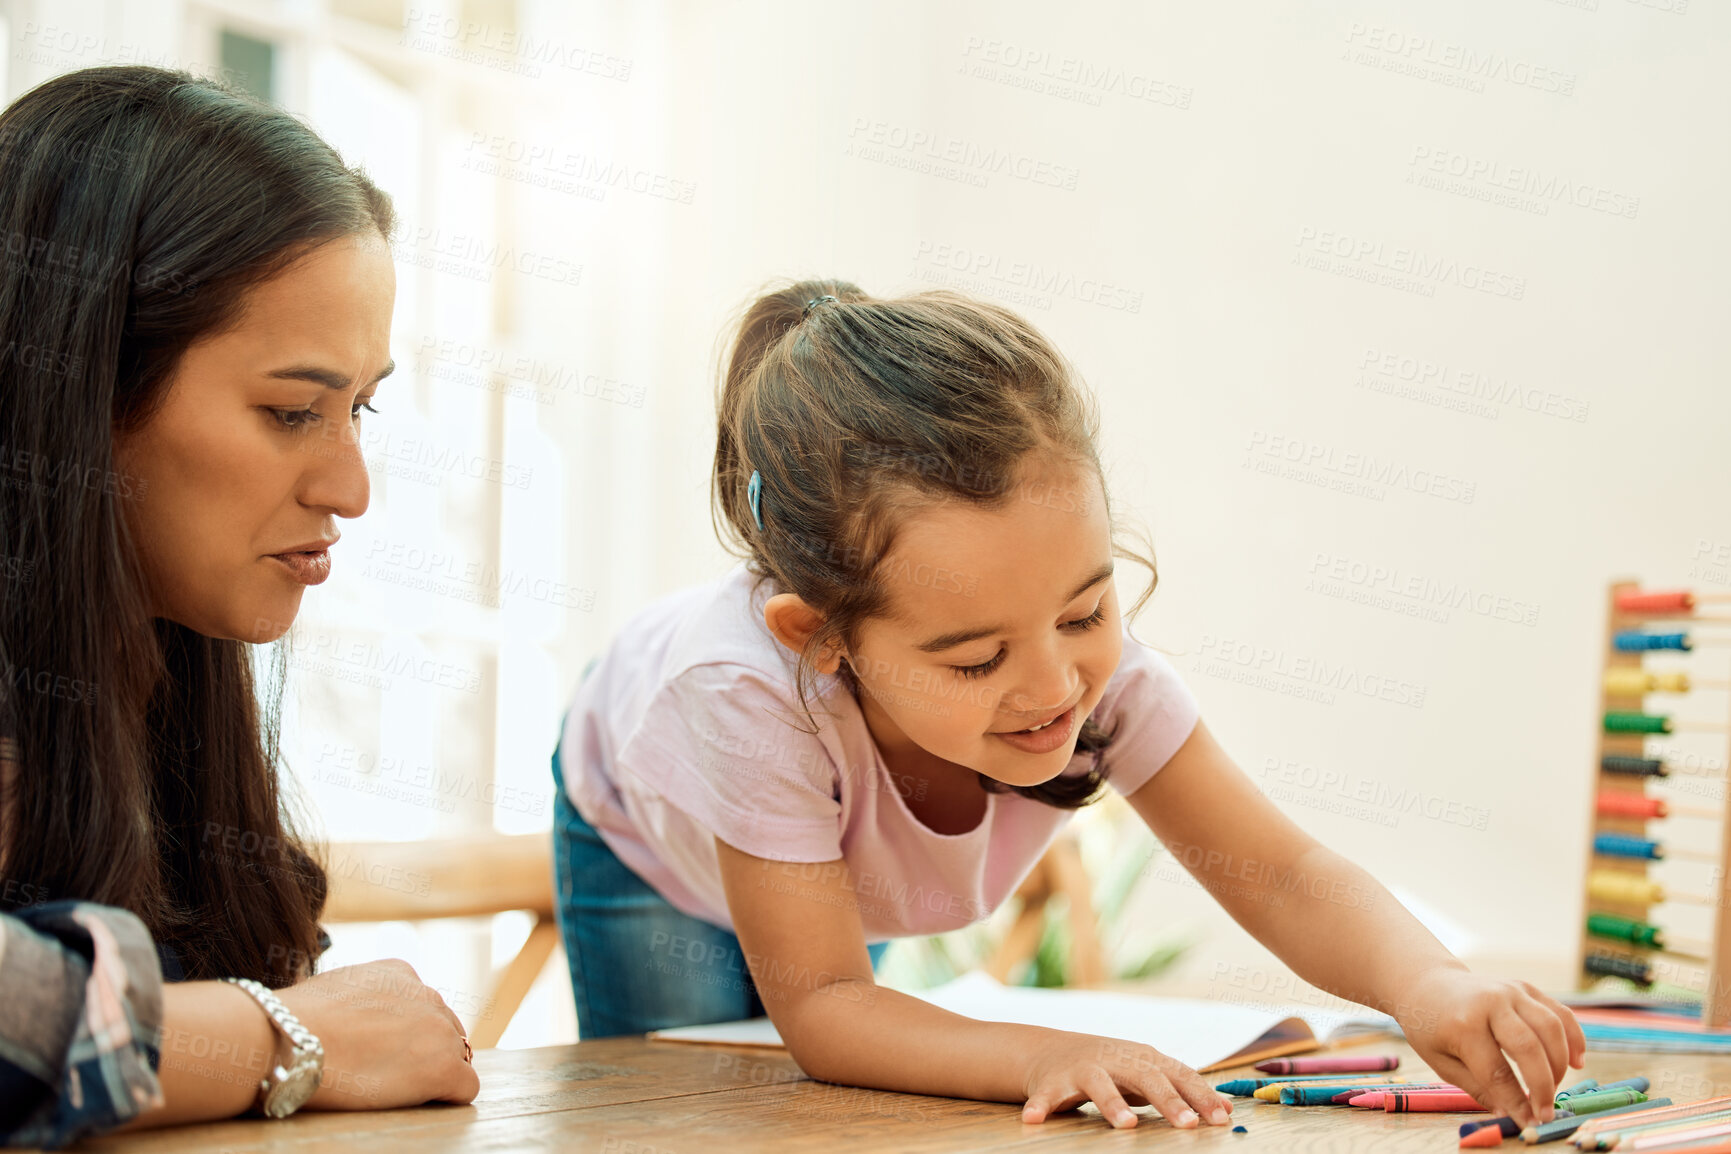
left=1522, top=1098, right=1674, bottom=1145
left=1576, top=1098, right=1731, bottom=1149
left=1590, top=1108, right=1731, bottom=1150
left=1624, top=1119, right=1731, bottom=1150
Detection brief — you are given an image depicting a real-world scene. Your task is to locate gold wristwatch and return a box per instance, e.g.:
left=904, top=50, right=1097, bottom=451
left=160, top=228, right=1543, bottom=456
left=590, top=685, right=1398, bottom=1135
left=223, top=976, right=325, bottom=1118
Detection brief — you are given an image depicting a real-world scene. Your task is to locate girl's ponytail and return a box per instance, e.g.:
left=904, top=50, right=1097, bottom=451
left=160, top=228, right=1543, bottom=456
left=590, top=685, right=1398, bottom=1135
left=713, top=278, right=866, bottom=559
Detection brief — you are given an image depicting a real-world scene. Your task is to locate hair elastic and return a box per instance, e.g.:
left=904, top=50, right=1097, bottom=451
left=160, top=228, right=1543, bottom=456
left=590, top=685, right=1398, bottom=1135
left=747, top=469, right=764, bottom=530
left=802, top=294, right=837, bottom=318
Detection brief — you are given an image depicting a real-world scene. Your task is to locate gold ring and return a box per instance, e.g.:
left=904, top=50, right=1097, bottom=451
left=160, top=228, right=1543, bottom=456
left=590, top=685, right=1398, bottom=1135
left=462, top=1036, right=473, bottom=1063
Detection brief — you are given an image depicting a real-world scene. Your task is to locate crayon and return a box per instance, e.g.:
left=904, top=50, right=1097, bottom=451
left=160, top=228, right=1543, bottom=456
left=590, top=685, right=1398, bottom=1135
left=1335, top=1082, right=1455, bottom=1104
left=1557, top=1079, right=1600, bottom=1100
left=1592, top=1077, right=1650, bottom=1097
left=1252, top=1076, right=1407, bottom=1102
left=1256, top=1055, right=1400, bottom=1075
left=1276, top=1081, right=1438, bottom=1106
left=1460, top=1125, right=1504, bottom=1148
left=1457, top=1113, right=1578, bottom=1149
left=1215, top=1073, right=1407, bottom=1096
left=1383, top=1090, right=1487, bottom=1112
left=1519, top=1097, right=1673, bottom=1145
left=1341, top=1085, right=1459, bottom=1107
left=1559, top=1089, right=1647, bottom=1116
left=1458, top=1113, right=1572, bottom=1141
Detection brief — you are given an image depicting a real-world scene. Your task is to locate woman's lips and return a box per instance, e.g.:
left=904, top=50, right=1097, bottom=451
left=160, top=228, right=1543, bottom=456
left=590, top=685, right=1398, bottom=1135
left=991, top=704, right=1078, bottom=755
left=267, top=550, right=332, bottom=585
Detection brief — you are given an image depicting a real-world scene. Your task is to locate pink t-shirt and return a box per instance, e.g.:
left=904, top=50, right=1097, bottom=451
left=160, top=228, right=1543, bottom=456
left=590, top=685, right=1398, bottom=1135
left=558, top=565, right=1199, bottom=941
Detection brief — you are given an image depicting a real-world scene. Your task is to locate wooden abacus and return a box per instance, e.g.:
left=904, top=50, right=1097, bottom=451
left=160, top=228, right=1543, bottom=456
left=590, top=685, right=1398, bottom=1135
left=1579, top=582, right=1731, bottom=1025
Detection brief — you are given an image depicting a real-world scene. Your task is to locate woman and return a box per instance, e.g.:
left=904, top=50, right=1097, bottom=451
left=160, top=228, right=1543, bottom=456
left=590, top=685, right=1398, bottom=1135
left=0, top=67, right=478, bottom=1147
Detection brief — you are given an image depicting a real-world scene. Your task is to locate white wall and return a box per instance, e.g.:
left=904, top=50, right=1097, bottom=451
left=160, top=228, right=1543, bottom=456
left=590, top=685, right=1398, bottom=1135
left=8, top=0, right=1728, bottom=1031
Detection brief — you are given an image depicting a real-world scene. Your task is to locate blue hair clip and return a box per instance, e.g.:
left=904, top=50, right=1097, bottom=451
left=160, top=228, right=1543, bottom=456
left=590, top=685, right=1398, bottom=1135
left=747, top=470, right=764, bottom=531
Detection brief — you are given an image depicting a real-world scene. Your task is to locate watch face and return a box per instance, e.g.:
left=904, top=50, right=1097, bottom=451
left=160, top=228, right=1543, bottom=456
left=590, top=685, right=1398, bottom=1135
left=262, top=1056, right=323, bottom=1118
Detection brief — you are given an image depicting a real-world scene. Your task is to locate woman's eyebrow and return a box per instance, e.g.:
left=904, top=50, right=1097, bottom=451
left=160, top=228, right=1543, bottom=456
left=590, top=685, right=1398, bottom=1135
left=265, top=360, right=396, bottom=390
left=914, top=562, right=1115, bottom=653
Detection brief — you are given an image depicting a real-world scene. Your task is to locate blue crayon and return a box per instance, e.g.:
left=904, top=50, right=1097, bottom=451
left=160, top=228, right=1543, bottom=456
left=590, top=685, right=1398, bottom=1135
left=1215, top=1074, right=1389, bottom=1096
left=1594, top=1076, right=1650, bottom=1095
left=1281, top=1082, right=1416, bottom=1105
left=1556, top=1078, right=1600, bottom=1100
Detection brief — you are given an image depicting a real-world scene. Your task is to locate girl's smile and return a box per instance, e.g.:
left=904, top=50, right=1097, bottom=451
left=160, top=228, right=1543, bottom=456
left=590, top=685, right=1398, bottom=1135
left=834, top=456, right=1124, bottom=790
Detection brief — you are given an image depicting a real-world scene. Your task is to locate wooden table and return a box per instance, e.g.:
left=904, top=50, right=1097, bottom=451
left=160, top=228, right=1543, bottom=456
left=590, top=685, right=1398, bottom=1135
left=77, top=1036, right=1731, bottom=1152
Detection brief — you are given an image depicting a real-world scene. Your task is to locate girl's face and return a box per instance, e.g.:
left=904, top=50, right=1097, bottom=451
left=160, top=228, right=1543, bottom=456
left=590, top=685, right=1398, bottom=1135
left=844, top=457, right=1124, bottom=789
left=113, top=233, right=396, bottom=642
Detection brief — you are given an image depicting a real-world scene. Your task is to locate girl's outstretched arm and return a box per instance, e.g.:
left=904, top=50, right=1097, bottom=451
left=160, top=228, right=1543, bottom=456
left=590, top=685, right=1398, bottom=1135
left=715, top=837, right=1234, bottom=1130
left=1126, top=719, right=1585, bottom=1128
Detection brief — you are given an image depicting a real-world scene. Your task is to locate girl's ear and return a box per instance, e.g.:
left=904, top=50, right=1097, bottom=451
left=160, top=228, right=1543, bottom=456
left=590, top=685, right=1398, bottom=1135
left=764, top=593, right=845, bottom=674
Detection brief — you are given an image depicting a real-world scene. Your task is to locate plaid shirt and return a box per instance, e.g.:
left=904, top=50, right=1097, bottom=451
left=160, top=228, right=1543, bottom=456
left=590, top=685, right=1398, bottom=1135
left=0, top=901, right=165, bottom=1148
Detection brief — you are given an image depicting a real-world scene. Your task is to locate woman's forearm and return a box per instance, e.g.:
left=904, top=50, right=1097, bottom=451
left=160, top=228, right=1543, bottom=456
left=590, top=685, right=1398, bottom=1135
left=115, top=981, right=277, bottom=1131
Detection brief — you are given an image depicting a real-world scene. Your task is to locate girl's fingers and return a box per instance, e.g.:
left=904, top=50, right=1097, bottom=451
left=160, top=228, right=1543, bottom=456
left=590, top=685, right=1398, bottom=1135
left=1120, top=1068, right=1189, bottom=1128
left=1021, top=1092, right=1052, bottom=1125
left=1523, top=984, right=1588, bottom=1069
left=1510, top=991, right=1573, bottom=1085
left=1453, top=1031, right=1535, bottom=1127
left=1024, top=1082, right=1091, bottom=1124
left=1419, top=1050, right=1488, bottom=1112
left=1080, top=1071, right=1140, bottom=1129
left=1157, top=1062, right=1232, bottom=1124
left=1488, top=1007, right=1559, bottom=1122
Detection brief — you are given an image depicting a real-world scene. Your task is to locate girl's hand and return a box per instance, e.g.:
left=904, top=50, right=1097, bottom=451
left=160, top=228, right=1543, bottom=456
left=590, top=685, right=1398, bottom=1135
left=280, top=959, right=481, bottom=1110
left=1021, top=1033, right=1234, bottom=1130
left=1394, top=966, right=1586, bottom=1128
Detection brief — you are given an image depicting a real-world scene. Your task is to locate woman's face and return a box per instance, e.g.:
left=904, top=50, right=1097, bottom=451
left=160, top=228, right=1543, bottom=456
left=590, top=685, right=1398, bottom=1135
left=114, top=233, right=396, bottom=642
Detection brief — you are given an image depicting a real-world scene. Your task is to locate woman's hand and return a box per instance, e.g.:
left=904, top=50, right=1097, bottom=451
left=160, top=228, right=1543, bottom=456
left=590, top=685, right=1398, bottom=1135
left=279, top=959, right=481, bottom=1110
left=1020, top=1033, right=1234, bottom=1130
left=1394, top=966, right=1586, bottom=1127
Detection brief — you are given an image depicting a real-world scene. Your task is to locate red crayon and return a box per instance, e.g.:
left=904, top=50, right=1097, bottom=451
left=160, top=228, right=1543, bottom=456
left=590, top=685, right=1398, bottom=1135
left=1343, top=1084, right=1457, bottom=1107
left=1258, top=1055, right=1400, bottom=1076
left=1458, top=1124, right=1505, bottom=1148
left=1385, top=1092, right=1484, bottom=1113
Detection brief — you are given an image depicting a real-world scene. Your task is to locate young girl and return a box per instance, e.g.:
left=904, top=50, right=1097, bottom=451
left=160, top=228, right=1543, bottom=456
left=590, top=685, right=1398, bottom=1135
left=552, top=280, right=1583, bottom=1131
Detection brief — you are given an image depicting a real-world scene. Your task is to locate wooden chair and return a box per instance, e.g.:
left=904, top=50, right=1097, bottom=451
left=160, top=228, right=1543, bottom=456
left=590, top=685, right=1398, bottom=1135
left=983, top=837, right=1107, bottom=987
left=321, top=833, right=557, bottom=1049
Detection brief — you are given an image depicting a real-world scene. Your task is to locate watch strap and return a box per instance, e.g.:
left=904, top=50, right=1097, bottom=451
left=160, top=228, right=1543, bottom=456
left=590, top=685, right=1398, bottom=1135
left=222, top=976, right=324, bottom=1117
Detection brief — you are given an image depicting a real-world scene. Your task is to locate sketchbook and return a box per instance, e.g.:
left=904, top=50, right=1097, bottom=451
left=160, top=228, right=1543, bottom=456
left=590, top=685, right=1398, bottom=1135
left=648, top=971, right=1399, bottom=1073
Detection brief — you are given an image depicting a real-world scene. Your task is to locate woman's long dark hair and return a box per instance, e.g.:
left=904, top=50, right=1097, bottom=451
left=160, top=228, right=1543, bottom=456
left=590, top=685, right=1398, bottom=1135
left=0, top=66, right=394, bottom=986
